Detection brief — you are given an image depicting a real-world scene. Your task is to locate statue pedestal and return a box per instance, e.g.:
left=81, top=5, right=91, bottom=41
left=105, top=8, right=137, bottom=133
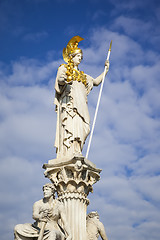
left=43, top=156, right=101, bottom=240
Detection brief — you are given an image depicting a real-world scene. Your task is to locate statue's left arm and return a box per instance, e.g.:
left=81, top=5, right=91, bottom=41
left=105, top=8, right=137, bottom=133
left=98, top=221, right=108, bottom=240
left=93, top=60, right=109, bottom=86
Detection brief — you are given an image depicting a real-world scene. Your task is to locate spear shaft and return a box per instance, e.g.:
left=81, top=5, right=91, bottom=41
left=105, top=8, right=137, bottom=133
left=37, top=221, right=46, bottom=240
left=86, top=41, right=112, bottom=159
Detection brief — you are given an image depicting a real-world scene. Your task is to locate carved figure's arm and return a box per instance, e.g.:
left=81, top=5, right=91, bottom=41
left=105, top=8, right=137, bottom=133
left=93, top=60, right=109, bottom=86
left=32, top=201, right=48, bottom=223
left=98, top=221, right=108, bottom=240
left=57, top=65, right=68, bottom=86
left=32, top=201, right=42, bottom=221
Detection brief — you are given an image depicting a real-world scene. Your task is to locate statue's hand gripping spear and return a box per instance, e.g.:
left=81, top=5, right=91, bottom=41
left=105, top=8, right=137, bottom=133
left=86, top=41, right=112, bottom=159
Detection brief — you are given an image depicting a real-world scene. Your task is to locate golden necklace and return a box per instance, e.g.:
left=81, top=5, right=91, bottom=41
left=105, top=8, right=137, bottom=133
left=60, top=59, right=87, bottom=86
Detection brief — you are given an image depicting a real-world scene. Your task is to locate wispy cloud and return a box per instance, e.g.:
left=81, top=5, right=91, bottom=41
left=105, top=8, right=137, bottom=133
left=112, top=16, right=152, bottom=38
left=3, top=58, right=61, bottom=86
left=92, top=10, right=107, bottom=20
left=23, top=31, right=48, bottom=42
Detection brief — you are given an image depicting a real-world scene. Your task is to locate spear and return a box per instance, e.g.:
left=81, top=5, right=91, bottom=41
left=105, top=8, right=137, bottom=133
left=37, top=221, right=46, bottom=240
left=86, top=40, right=112, bottom=159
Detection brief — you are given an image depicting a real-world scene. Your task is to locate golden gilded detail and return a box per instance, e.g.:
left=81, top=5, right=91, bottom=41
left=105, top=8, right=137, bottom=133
left=63, top=36, right=84, bottom=63
left=60, top=62, right=87, bottom=86
left=60, top=36, right=87, bottom=86
left=109, top=40, right=112, bottom=52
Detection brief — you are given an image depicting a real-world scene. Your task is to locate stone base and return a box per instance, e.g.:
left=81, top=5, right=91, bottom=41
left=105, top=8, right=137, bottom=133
left=43, top=155, right=101, bottom=240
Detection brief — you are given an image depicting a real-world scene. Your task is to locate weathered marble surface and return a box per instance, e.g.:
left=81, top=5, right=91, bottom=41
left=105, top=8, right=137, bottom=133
left=86, top=212, right=108, bottom=240
left=14, top=183, right=71, bottom=240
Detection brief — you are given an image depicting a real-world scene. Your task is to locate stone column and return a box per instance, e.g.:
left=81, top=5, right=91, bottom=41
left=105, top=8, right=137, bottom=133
left=43, top=156, right=101, bottom=240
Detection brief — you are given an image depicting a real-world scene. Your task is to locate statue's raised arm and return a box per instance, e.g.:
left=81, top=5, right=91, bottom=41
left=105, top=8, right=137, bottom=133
left=54, top=36, right=110, bottom=160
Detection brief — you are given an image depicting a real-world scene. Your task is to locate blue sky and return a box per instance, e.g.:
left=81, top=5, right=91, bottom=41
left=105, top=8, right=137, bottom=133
left=0, top=0, right=160, bottom=239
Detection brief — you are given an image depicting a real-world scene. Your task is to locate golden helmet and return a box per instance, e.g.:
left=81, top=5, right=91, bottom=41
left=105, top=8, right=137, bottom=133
left=63, top=36, right=84, bottom=63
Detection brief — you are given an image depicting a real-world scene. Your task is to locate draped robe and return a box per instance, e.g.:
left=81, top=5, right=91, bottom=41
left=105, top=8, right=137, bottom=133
left=54, top=65, right=93, bottom=158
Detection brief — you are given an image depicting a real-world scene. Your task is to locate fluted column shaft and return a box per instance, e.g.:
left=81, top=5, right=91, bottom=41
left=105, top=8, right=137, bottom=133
left=58, top=192, right=89, bottom=240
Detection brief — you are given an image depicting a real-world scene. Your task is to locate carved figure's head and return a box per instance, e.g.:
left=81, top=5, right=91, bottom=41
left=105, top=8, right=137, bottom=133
left=71, top=52, right=83, bottom=66
left=42, top=183, right=56, bottom=198
left=63, top=36, right=84, bottom=63
left=87, top=211, right=99, bottom=220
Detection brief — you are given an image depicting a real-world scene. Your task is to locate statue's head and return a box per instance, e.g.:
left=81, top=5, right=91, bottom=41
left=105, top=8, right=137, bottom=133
left=42, top=183, right=56, bottom=198
left=63, top=36, right=84, bottom=64
left=71, top=52, right=83, bottom=66
left=87, top=211, right=99, bottom=220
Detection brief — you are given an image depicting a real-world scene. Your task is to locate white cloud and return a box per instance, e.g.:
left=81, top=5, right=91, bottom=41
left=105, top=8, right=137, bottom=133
left=0, top=83, right=57, bottom=160
left=112, top=16, right=152, bottom=38
left=5, top=58, right=61, bottom=86
left=0, top=156, right=48, bottom=240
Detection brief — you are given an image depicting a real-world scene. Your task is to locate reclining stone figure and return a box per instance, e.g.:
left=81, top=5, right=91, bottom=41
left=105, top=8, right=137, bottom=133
left=14, top=183, right=71, bottom=240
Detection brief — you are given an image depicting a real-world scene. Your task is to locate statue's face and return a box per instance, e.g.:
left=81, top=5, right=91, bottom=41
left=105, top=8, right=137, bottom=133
left=43, top=186, right=53, bottom=198
left=95, top=215, right=99, bottom=220
left=92, top=214, right=99, bottom=221
left=72, top=53, right=83, bottom=66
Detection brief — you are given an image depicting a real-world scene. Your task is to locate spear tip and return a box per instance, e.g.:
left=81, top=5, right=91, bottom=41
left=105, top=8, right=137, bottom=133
left=109, top=40, right=112, bottom=51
